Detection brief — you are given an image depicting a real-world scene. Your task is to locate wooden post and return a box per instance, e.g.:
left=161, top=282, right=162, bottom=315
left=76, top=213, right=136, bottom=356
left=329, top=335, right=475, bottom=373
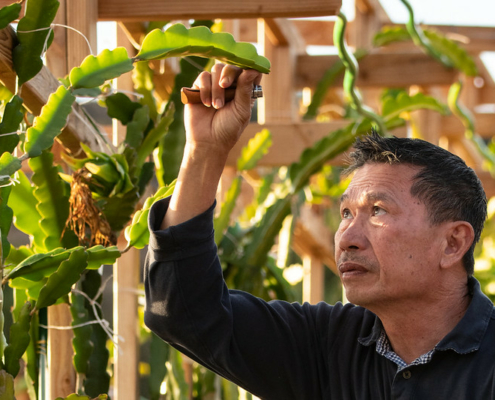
left=302, top=255, right=324, bottom=304
left=45, top=1, right=97, bottom=397
left=112, top=24, right=140, bottom=399
left=257, top=18, right=299, bottom=124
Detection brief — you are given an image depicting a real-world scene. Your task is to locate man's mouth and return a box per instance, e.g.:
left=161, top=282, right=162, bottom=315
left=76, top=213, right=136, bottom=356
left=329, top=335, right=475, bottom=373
left=338, top=262, right=368, bottom=277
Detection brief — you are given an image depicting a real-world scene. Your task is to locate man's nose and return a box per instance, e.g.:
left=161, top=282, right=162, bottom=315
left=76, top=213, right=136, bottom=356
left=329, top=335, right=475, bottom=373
left=336, top=217, right=368, bottom=251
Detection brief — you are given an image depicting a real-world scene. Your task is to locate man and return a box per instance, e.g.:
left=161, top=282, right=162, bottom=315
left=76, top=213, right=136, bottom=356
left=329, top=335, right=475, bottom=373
left=144, top=64, right=495, bottom=399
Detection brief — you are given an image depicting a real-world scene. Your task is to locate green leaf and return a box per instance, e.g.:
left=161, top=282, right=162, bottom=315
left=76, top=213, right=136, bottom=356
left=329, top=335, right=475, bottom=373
left=0, top=3, right=22, bottom=30
left=99, top=187, right=140, bottom=232
left=4, top=247, right=81, bottom=282
left=0, top=366, right=15, bottom=398
left=288, top=123, right=358, bottom=193
left=0, top=152, right=21, bottom=186
left=70, top=285, right=93, bottom=375
left=373, top=25, right=411, bottom=47
left=124, top=182, right=176, bottom=249
left=35, top=248, right=88, bottom=311
left=135, top=102, right=174, bottom=169
left=424, top=29, right=478, bottom=77
left=24, top=86, right=76, bottom=157
left=0, top=271, right=8, bottom=361
left=55, top=394, right=107, bottom=400
left=304, top=49, right=367, bottom=120
left=105, top=92, right=142, bottom=125
left=244, top=197, right=292, bottom=268
left=29, top=151, right=77, bottom=250
left=133, top=60, right=158, bottom=121
left=5, top=245, right=34, bottom=270
left=9, top=170, right=45, bottom=251
left=137, top=24, right=270, bottom=73
left=0, top=186, right=12, bottom=263
left=4, top=301, right=32, bottom=378
left=0, top=95, right=24, bottom=154
left=82, top=270, right=110, bottom=396
left=214, top=176, right=242, bottom=245
left=237, top=129, right=272, bottom=171
left=86, top=245, right=120, bottom=269
left=12, top=0, right=59, bottom=85
left=137, top=162, right=155, bottom=195
left=69, top=47, right=134, bottom=89
left=125, top=105, right=149, bottom=149
left=382, top=91, right=449, bottom=120
left=149, top=334, right=169, bottom=400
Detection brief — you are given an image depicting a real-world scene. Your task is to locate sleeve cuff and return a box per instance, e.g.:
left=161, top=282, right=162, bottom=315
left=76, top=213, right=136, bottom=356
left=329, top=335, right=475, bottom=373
left=147, top=196, right=217, bottom=262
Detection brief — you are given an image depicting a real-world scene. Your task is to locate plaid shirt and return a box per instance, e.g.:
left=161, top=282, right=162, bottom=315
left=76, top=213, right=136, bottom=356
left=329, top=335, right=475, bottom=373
left=376, top=330, right=435, bottom=372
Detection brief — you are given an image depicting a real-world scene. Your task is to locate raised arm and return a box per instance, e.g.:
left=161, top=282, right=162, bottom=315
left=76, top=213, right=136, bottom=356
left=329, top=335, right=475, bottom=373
left=161, top=63, right=262, bottom=229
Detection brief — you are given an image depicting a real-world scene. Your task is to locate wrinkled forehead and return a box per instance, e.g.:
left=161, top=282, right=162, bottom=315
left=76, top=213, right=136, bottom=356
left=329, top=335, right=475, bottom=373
left=341, top=163, right=420, bottom=203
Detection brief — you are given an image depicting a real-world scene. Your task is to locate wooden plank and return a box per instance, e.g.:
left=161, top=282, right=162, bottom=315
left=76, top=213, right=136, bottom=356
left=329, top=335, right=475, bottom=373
left=46, top=0, right=68, bottom=78
left=355, top=0, right=391, bottom=23
left=47, top=304, right=76, bottom=398
left=45, top=2, right=98, bottom=397
left=296, top=51, right=458, bottom=89
left=66, top=0, right=98, bottom=68
left=264, top=18, right=306, bottom=53
left=0, top=25, right=112, bottom=156
left=113, top=24, right=140, bottom=399
left=226, top=121, right=407, bottom=166
left=442, top=113, right=495, bottom=139
left=302, top=256, right=325, bottom=303
left=257, top=19, right=298, bottom=124
left=350, top=0, right=383, bottom=49
left=97, top=0, right=341, bottom=21
left=293, top=204, right=337, bottom=275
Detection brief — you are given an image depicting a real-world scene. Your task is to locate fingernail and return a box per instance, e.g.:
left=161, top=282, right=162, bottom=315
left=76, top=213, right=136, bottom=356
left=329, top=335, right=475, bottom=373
left=214, top=98, right=223, bottom=109
left=221, top=77, right=231, bottom=87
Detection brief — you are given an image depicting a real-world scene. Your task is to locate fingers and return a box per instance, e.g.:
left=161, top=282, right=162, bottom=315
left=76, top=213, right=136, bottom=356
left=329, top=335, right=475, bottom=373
left=191, top=64, right=261, bottom=110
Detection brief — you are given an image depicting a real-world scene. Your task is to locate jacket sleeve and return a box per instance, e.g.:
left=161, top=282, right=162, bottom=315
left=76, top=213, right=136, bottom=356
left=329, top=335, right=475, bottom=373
left=144, top=197, right=336, bottom=399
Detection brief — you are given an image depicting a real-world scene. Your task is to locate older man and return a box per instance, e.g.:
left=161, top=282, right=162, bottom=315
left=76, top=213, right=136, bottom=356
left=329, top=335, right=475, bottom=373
left=144, top=65, right=495, bottom=399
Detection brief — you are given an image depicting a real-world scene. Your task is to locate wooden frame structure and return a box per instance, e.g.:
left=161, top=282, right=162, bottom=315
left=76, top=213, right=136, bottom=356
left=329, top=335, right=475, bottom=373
left=1, top=0, right=494, bottom=397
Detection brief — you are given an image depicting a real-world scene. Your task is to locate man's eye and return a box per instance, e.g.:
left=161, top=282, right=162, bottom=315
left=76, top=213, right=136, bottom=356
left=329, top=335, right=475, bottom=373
left=373, top=206, right=386, bottom=216
left=342, top=209, right=352, bottom=219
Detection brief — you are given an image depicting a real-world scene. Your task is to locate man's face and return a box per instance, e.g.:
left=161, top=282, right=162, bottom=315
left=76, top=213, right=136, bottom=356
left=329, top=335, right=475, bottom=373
left=334, top=163, right=447, bottom=309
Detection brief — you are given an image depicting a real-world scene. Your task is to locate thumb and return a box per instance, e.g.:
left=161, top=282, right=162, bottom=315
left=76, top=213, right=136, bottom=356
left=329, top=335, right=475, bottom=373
left=233, top=69, right=263, bottom=111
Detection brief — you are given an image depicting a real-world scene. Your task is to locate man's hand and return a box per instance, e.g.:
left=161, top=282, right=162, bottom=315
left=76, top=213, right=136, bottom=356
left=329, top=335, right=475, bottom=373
left=184, top=63, right=262, bottom=155
left=160, top=64, right=263, bottom=229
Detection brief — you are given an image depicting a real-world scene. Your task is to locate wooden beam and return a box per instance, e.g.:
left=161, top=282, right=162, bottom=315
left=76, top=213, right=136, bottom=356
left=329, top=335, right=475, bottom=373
left=296, top=51, right=458, bottom=89
left=239, top=19, right=335, bottom=46
left=292, top=20, right=335, bottom=46
left=263, top=18, right=306, bottom=53
left=97, top=0, right=341, bottom=21
left=0, top=25, right=112, bottom=156
left=442, top=113, right=495, bottom=139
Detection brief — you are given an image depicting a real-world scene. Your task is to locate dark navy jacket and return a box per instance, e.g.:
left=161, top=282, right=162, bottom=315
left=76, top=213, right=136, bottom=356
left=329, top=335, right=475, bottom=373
left=144, top=197, right=495, bottom=400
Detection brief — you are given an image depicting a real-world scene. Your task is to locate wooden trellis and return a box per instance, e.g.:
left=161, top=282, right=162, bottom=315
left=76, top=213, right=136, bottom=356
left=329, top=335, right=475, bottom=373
left=1, top=0, right=495, bottom=396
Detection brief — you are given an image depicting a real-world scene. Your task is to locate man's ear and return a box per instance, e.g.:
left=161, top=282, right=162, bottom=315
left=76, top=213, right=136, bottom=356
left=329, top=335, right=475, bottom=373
left=440, top=221, right=475, bottom=269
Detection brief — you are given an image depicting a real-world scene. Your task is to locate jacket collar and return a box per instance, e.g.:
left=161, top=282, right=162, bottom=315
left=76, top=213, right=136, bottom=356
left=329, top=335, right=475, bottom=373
left=358, top=277, right=494, bottom=354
